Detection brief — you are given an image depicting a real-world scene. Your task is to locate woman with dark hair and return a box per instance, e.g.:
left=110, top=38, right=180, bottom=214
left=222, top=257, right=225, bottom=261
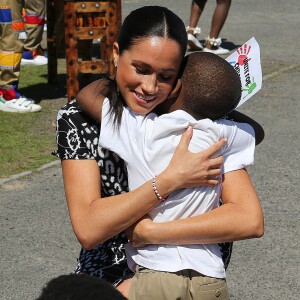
left=54, top=6, right=263, bottom=297
left=55, top=5, right=223, bottom=286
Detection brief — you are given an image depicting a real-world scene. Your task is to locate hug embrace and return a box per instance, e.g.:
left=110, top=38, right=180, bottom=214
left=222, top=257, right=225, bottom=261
left=54, top=5, right=264, bottom=300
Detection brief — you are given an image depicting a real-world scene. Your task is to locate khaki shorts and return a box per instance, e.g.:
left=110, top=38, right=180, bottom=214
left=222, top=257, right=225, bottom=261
left=128, top=266, right=229, bottom=300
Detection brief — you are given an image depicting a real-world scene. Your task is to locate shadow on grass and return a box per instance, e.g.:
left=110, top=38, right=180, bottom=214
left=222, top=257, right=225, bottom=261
left=19, top=74, right=68, bottom=103
left=19, top=73, right=105, bottom=103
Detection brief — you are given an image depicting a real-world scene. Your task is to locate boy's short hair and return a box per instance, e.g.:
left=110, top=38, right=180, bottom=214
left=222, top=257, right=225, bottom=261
left=180, top=52, right=241, bottom=120
left=37, top=273, right=126, bottom=300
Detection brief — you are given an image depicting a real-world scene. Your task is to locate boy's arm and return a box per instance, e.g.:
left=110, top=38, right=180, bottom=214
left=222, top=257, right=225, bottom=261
left=226, top=110, right=265, bottom=145
left=76, top=78, right=110, bottom=123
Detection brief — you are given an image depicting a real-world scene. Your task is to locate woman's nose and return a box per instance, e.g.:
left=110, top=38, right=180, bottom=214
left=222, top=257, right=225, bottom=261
left=142, top=74, right=158, bottom=94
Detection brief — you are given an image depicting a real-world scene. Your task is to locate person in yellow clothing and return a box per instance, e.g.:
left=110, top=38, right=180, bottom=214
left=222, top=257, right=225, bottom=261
left=0, top=0, right=42, bottom=112
left=21, top=0, right=47, bottom=66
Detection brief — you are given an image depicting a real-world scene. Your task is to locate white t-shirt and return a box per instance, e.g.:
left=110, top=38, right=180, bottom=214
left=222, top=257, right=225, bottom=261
left=99, top=98, right=255, bottom=278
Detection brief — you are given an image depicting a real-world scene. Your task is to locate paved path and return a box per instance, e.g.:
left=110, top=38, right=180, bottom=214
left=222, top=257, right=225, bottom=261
left=1, top=1, right=299, bottom=299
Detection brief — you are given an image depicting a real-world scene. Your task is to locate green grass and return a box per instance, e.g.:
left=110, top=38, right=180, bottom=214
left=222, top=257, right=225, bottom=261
left=0, top=60, right=67, bottom=178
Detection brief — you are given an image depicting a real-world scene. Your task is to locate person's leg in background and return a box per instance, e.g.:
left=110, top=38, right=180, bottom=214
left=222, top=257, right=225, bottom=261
left=21, top=0, right=47, bottom=66
left=187, top=0, right=207, bottom=50
left=0, top=0, right=41, bottom=112
left=187, top=0, right=231, bottom=55
left=203, top=0, right=231, bottom=54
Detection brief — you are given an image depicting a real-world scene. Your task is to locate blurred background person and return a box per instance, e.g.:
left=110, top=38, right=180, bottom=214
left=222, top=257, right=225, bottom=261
left=21, top=0, right=47, bottom=65
left=0, top=0, right=42, bottom=112
left=187, top=0, right=231, bottom=54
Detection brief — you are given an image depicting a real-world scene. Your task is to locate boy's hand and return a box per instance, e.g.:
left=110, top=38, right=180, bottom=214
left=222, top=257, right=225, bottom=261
left=227, top=110, right=265, bottom=145
left=125, top=215, right=153, bottom=247
left=76, top=78, right=109, bottom=123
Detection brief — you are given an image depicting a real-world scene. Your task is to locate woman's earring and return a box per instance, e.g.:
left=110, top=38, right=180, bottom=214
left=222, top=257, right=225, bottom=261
left=114, top=61, right=118, bottom=68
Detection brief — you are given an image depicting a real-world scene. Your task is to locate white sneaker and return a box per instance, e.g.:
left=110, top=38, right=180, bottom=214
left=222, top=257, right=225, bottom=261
left=203, top=46, right=229, bottom=55
left=21, top=55, right=48, bottom=66
left=187, top=33, right=203, bottom=50
left=0, top=95, right=42, bottom=113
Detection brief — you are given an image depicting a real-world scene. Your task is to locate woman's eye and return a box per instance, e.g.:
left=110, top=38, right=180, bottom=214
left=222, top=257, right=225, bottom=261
left=160, top=75, right=172, bottom=81
left=135, top=68, right=147, bottom=75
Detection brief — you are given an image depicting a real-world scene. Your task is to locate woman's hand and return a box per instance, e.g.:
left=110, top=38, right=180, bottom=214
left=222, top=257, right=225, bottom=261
left=159, top=126, right=226, bottom=191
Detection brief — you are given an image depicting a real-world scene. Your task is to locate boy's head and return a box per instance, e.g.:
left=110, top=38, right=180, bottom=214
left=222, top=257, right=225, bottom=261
left=168, top=52, right=241, bottom=120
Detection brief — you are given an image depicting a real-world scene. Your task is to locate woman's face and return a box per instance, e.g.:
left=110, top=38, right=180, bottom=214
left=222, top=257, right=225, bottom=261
left=114, top=37, right=182, bottom=115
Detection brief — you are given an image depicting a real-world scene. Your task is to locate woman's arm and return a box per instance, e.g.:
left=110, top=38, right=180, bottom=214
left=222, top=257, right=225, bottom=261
left=227, top=110, right=265, bottom=145
left=62, top=127, right=227, bottom=250
left=126, top=168, right=264, bottom=246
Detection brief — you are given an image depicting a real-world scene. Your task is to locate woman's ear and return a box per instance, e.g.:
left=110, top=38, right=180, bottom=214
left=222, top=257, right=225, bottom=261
left=113, top=42, right=120, bottom=67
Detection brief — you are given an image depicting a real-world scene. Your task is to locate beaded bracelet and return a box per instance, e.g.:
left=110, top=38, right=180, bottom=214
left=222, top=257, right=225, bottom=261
left=152, top=177, right=167, bottom=202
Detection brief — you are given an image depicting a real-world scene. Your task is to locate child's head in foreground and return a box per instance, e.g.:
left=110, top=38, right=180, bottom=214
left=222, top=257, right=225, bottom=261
left=161, top=52, right=242, bottom=120
left=36, top=273, right=126, bottom=300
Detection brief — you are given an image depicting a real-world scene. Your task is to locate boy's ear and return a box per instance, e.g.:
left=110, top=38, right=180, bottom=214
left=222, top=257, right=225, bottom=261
left=168, top=79, right=182, bottom=100
left=113, top=42, right=120, bottom=66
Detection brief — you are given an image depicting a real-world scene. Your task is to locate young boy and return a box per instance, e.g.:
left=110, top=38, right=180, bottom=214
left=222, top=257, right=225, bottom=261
left=95, top=52, right=258, bottom=299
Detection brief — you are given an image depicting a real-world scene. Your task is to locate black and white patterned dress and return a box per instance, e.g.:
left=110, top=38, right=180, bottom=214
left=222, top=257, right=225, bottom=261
left=53, top=100, right=133, bottom=285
